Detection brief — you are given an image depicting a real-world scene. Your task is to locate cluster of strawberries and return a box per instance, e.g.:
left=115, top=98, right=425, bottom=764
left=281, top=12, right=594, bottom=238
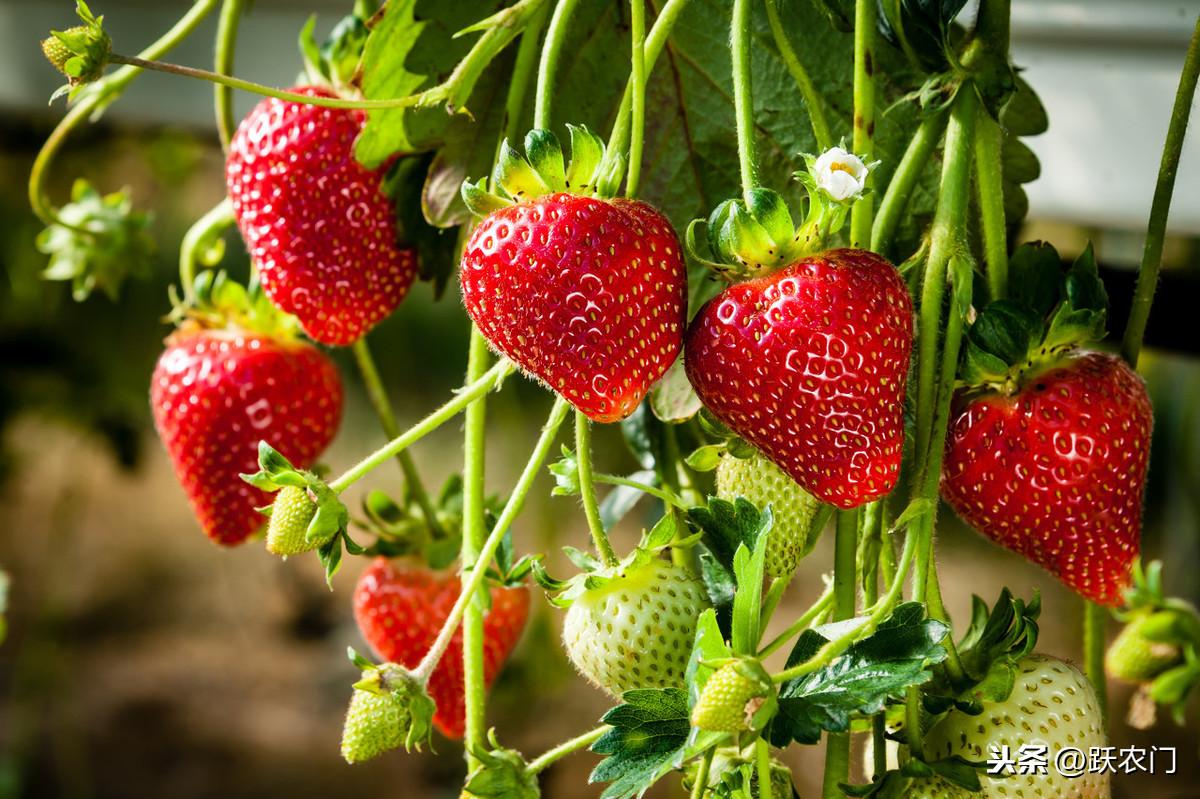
left=151, top=89, right=1152, bottom=747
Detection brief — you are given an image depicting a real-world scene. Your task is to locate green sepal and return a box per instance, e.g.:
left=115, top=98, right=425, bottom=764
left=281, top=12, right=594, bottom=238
left=649, top=356, right=702, bottom=423
left=730, top=526, right=771, bottom=655
left=524, top=128, right=567, bottom=193
left=240, top=442, right=308, bottom=491
left=341, top=658, right=436, bottom=762
left=463, top=729, right=540, bottom=799
left=686, top=444, right=726, bottom=473
left=564, top=124, right=605, bottom=191
left=959, top=301, right=1045, bottom=388
left=493, top=138, right=551, bottom=201
left=297, top=5, right=370, bottom=92
left=841, top=755, right=984, bottom=798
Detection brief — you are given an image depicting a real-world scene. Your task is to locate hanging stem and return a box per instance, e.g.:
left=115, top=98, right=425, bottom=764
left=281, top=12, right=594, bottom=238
left=758, top=583, right=835, bottom=657
left=756, top=738, right=774, bottom=799
left=691, top=748, right=715, bottom=799
left=213, top=0, right=245, bottom=149
left=1084, top=600, right=1109, bottom=721
left=576, top=411, right=620, bottom=567
left=525, top=726, right=608, bottom=775
left=413, top=398, right=571, bottom=683
left=822, top=507, right=859, bottom=798
left=975, top=111, right=1008, bottom=299
left=328, top=360, right=514, bottom=494
left=849, top=0, right=877, bottom=247
left=178, top=199, right=234, bottom=305
left=626, top=0, right=648, bottom=198
left=731, top=0, right=758, bottom=195
left=764, top=0, right=832, bottom=150
left=871, top=111, right=946, bottom=254
left=1121, top=13, right=1200, bottom=366
left=29, top=0, right=222, bottom=226
left=534, top=0, right=585, bottom=128
left=350, top=339, right=446, bottom=538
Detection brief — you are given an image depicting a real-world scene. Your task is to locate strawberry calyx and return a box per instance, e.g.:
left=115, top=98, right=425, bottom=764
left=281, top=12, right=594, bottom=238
left=460, top=126, right=624, bottom=217
left=686, top=148, right=875, bottom=281
left=168, top=271, right=303, bottom=344
left=462, top=729, right=539, bottom=799
left=959, top=242, right=1109, bottom=395
left=298, top=0, right=373, bottom=96
left=43, top=1, right=111, bottom=102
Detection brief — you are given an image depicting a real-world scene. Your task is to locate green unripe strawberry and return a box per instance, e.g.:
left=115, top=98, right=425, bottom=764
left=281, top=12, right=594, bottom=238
left=340, top=661, right=434, bottom=764
left=900, top=776, right=974, bottom=799
left=265, top=485, right=321, bottom=556
left=924, top=654, right=1109, bottom=799
left=562, top=558, right=709, bottom=697
left=1107, top=610, right=1184, bottom=684
left=692, top=659, right=776, bottom=732
left=716, top=451, right=819, bottom=579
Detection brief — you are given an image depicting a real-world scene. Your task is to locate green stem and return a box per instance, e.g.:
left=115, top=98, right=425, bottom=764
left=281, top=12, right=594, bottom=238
left=461, top=329, right=493, bottom=764
left=975, top=110, right=1008, bottom=300
left=350, top=340, right=446, bottom=540
left=328, top=360, right=514, bottom=494
left=691, top=747, right=715, bottom=799
left=764, top=0, right=832, bottom=150
left=594, top=473, right=688, bottom=509
left=758, top=583, right=835, bottom=658
left=772, top=522, right=917, bottom=684
left=213, top=0, right=245, bottom=149
left=912, top=87, right=976, bottom=480
left=626, top=0, right=648, bottom=198
left=757, top=738, right=774, bottom=799
left=731, top=0, right=758, bottom=195
left=525, top=726, right=608, bottom=775
left=905, top=687, right=924, bottom=759
left=822, top=507, right=859, bottom=797
left=29, top=0, right=222, bottom=226
left=533, top=0, right=585, bottom=128
left=505, top=0, right=551, bottom=139
left=870, top=111, right=946, bottom=254
left=871, top=712, right=886, bottom=778
left=605, top=0, right=693, bottom=158
left=1084, top=600, right=1109, bottom=720
left=1121, top=13, right=1200, bottom=366
left=849, top=0, right=877, bottom=247
left=178, top=198, right=234, bottom=305
left=576, top=410, right=620, bottom=567
left=413, top=397, right=571, bottom=682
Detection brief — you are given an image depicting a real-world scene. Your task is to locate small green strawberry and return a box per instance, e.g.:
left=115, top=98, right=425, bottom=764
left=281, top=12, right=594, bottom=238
left=716, top=450, right=820, bottom=579
left=924, top=654, right=1108, bottom=799
left=41, top=1, right=111, bottom=100
left=1107, top=610, right=1185, bottom=684
left=265, top=486, right=322, bottom=556
left=340, top=651, right=435, bottom=764
left=898, top=776, right=974, bottom=799
left=692, top=658, right=777, bottom=733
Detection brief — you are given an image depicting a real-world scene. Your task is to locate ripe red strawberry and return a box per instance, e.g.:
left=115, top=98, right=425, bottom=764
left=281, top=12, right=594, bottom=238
left=151, top=326, right=343, bottom=545
left=942, top=351, right=1151, bottom=605
left=226, top=86, right=417, bottom=346
left=353, top=557, right=530, bottom=739
left=460, top=192, right=686, bottom=423
left=685, top=249, right=913, bottom=508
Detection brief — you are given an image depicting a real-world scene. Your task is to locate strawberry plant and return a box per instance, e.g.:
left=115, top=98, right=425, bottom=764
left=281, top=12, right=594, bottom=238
left=26, top=0, right=1200, bottom=796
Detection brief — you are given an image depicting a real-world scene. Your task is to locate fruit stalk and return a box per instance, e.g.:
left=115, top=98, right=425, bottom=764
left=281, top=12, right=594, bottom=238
left=764, top=0, right=831, bottom=150
left=328, top=360, right=514, bottom=494
left=757, top=738, right=775, bottom=799
left=870, top=111, right=946, bottom=254
left=974, top=111, right=1008, bottom=299
left=849, top=0, right=877, bottom=247
left=758, top=583, right=835, bottom=657
left=534, top=0, right=585, bottom=127
left=213, top=0, right=245, bottom=149
left=412, top=397, right=571, bottom=683
left=691, top=748, right=715, bottom=799
left=821, top=507, right=859, bottom=798
left=524, top=725, right=608, bottom=775
left=575, top=411, right=620, bottom=567
left=731, top=0, right=758, bottom=194
left=178, top=198, right=233, bottom=306
left=626, top=0, right=647, bottom=198
left=350, top=339, right=444, bottom=539
left=29, top=0, right=222, bottom=226
left=1121, top=12, right=1200, bottom=366
left=1084, top=599, right=1109, bottom=720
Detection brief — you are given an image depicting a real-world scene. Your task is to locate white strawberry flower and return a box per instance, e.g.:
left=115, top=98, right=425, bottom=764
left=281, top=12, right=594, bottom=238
left=812, top=147, right=870, bottom=202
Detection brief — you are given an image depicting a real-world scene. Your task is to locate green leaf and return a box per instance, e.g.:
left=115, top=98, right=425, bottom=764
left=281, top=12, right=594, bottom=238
left=770, top=603, right=949, bottom=746
left=698, top=552, right=737, bottom=639
left=686, top=608, right=733, bottom=709
left=353, top=0, right=428, bottom=167
left=686, top=497, right=770, bottom=576
left=730, top=521, right=771, bottom=655
left=1001, top=75, right=1049, bottom=137
left=685, top=444, right=724, bottom=473
left=549, top=446, right=581, bottom=496
left=1008, top=241, right=1063, bottom=317
left=590, top=688, right=691, bottom=799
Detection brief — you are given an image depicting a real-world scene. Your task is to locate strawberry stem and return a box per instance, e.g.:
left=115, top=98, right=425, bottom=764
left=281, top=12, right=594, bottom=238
left=524, top=725, right=608, bottom=775
left=730, top=0, right=758, bottom=195
left=350, top=338, right=444, bottom=540
left=974, top=110, right=1008, bottom=300
left=756, top=738, right=774, bottom=799
left=328, top=360, right=514, bottom=494
left=412, top=397, right=571, bottom=683
left=575, top=410, right=620, bottom=567
left=690, top=748, right=715, bottom=799
left=178, top=199, right=234, bottom=307
left=821, top=507, right=859, bottom=797
left=593, top=473, right=689, bottom=509
left=213, top=0, right=245, bottom=150
left=625, top=0, right=647, bottom=199
left=848, top=0, right=877, bottom=248
left=533, top=0, right=585, bottom=128
left=1084, top=600, right=1109, bottom=721
left=764, top=0, right=832, bottom=151
left=29, top=0, right=221, bottom=228
left=758, top=583, right=835, bottom=658
left=1122, top=12, right=1200, bottom=367
left=870, top=110, right=946, bottom=255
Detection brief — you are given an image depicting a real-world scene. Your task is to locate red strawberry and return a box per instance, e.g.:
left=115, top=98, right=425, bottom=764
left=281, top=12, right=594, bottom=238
left=226, top=86, right=417, bottom=346
left=353, top=557, right=530, bottom=739
left=942, top=351, right=1151, bottom=605
left=685, top=249, right=913, bottom=508
left=151, top=326, right=343, bottom=545
left=460, top=192, right=686, bottom=423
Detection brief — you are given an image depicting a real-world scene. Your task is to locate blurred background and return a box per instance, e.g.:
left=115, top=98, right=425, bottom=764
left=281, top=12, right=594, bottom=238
left=0, top=1, right=1198, bottom=797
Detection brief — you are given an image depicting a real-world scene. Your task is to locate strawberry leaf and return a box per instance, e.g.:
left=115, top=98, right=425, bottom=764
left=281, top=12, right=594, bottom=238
left=686, top=497, right=770, bottom=574
left=769, top=603, right=949, bottom=746
left=590, top=688, right=691, bottom=799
